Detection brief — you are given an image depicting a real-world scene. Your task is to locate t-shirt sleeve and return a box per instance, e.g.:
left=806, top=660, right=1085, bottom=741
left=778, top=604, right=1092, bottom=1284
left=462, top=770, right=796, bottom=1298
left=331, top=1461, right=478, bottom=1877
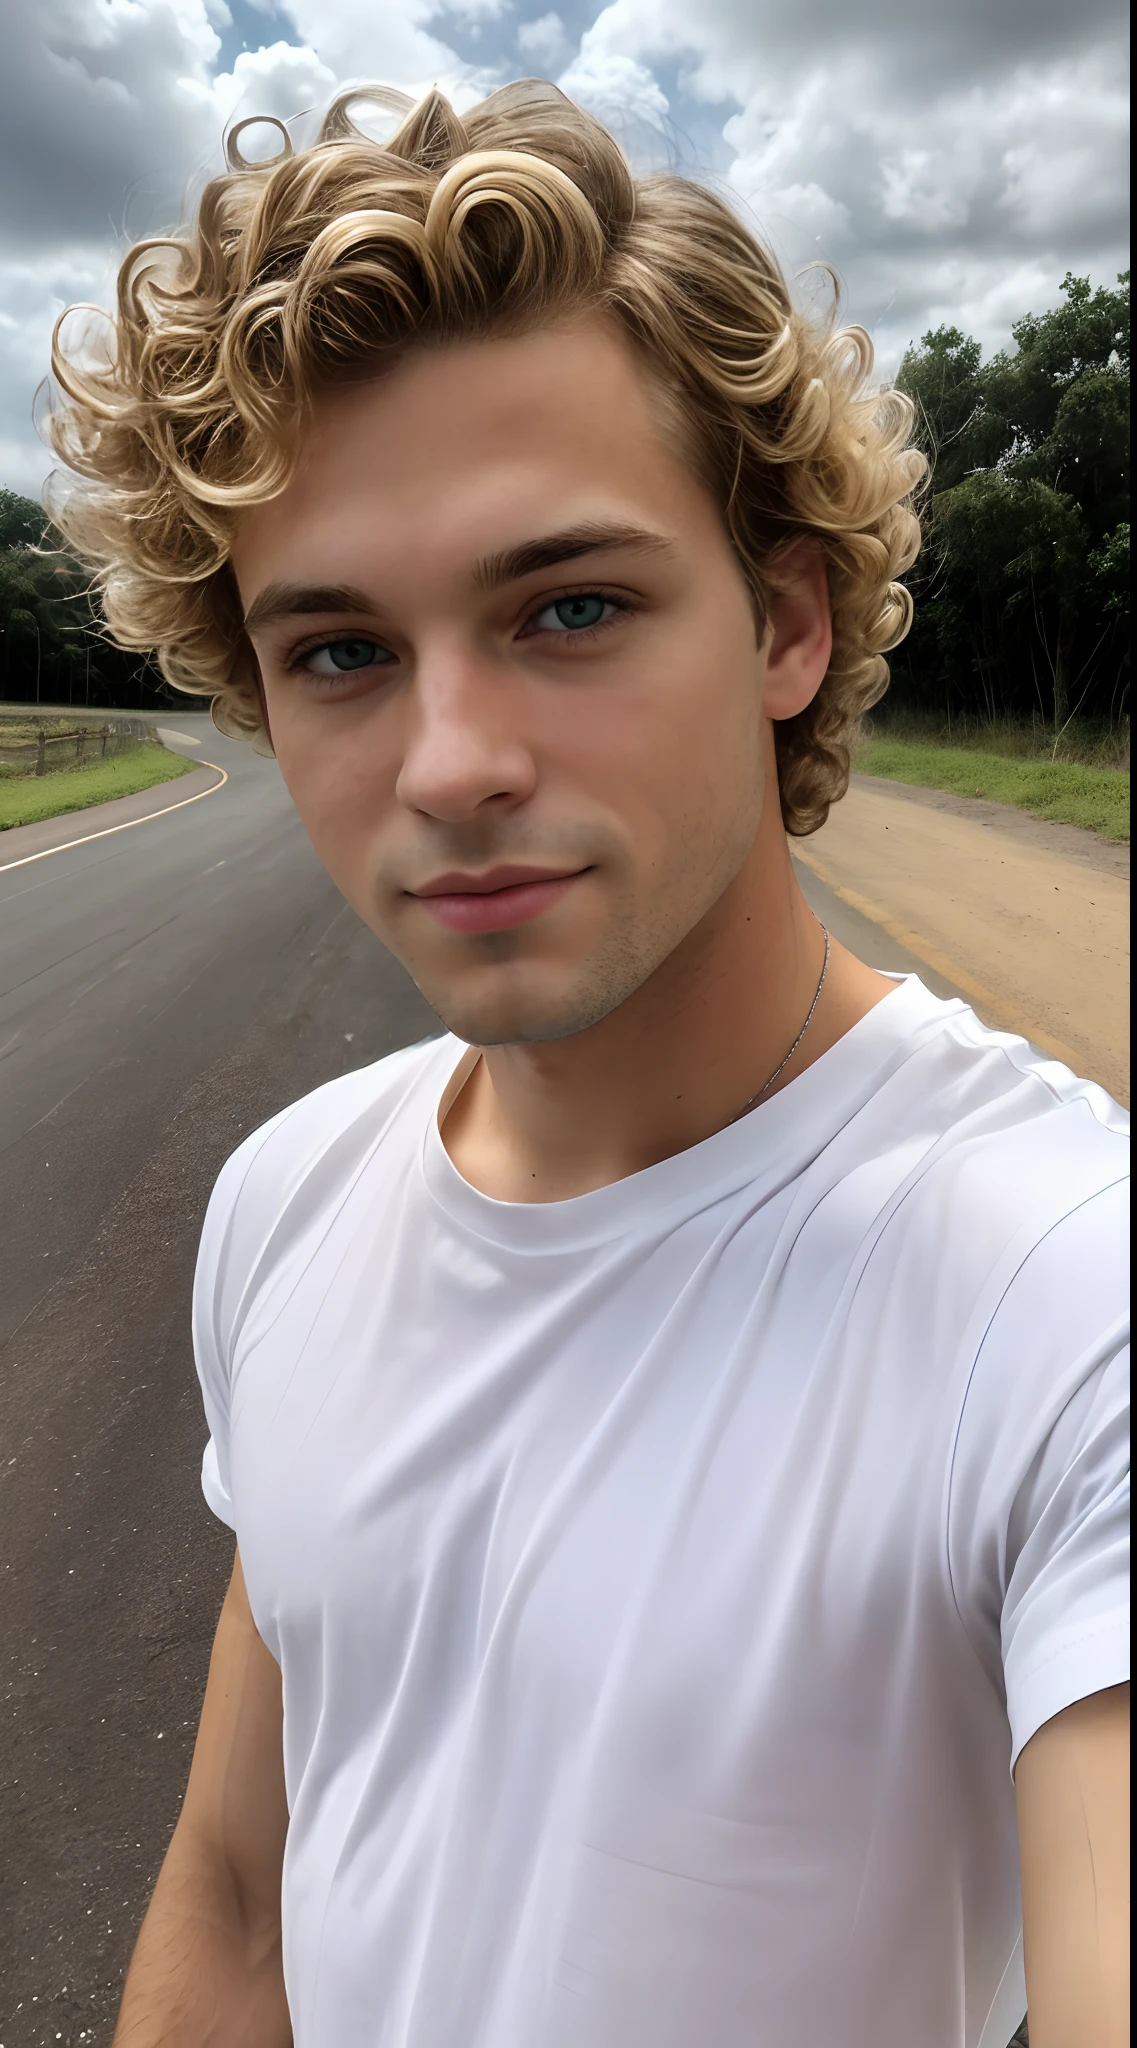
left=191, top=1146, right=246, bottom=1530
left=190, top=1107, right=295, bottom=1532
left=189, top=1035, right=450, bottom=1535
left=948, top=1175, right=1130, bottom=1770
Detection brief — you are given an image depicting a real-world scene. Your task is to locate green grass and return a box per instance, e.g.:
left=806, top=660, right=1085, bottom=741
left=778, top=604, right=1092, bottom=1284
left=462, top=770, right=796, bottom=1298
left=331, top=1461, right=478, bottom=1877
left=856, top=736, right=1130, bottom=842
left=0, top=743, right=194, bottom=831
left=863, top=709, right=1129, bottom=771
left=0, top=716, right=74, bottom=741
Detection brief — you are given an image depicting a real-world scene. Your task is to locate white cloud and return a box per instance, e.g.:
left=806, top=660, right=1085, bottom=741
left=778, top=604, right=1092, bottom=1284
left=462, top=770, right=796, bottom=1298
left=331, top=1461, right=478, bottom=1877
left=190, top=38, right=338, bottom=135
left=516, top=12, right=571, bottom=75
left=558, top=47, right=669, bottom=136
left=0, top=1, right=224, bottom=252
left=446, top=0, right=513, bottom=18
left=995, top=50, right=1129, bottom=242
left=0, top=243, right=113, bottom=494
left=269, top=0, right=481, bottom=96
left=754, top=181, right=852, bottom=247
left=880, top=151, right=971, bottom=234
left=571, top=1, right=1128, bottom=366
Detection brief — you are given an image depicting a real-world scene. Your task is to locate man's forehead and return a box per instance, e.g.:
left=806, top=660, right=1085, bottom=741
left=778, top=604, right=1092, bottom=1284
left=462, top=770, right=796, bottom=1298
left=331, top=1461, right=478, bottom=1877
left=231, top=321, right=711, bottom=602
left=292, top=317, right=685, bottom=485
left=235, top=403, right=700, bottom=606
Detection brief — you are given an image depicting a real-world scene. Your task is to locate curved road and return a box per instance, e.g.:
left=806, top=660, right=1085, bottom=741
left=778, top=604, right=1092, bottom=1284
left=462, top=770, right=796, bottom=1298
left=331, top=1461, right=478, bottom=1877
left=3, top=715, right=1114, bottom=2043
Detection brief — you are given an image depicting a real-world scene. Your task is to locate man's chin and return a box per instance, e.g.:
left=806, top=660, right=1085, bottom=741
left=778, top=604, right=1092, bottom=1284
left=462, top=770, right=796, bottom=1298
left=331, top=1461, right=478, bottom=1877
left=410, top=960, right=644, bottom=1049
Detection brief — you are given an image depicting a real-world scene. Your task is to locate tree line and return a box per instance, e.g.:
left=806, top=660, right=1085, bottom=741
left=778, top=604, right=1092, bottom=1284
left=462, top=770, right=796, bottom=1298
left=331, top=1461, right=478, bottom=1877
left=893, top=271, right=1129, bottom=733
left=0, top=270, right=1130, bottom=729
left=0, top=489, right=164, bottom=712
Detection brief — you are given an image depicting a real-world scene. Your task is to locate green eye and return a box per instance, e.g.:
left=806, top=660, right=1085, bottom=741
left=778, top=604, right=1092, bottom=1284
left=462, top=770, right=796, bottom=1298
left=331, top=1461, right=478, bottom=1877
left=301, top=636, right=391, bottom=680
left=552, top=595, right=607, bottom=630
left=325, top=638, right=380, bottom=671
left=533, top=594, right=615, bottom=634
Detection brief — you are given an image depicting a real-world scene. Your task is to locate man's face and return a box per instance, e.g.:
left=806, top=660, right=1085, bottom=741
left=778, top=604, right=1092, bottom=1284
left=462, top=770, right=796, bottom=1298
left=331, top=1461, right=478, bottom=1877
left=234, top=318, right=777, bottom=1046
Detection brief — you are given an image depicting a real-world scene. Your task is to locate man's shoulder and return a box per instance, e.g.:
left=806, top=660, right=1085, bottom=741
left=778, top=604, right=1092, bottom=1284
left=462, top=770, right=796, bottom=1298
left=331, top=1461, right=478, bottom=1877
left=836, top=1004, right=1128, bottom=1541
left=864, top=994, right=1129, bottom=1335
left=908, top=1001, right=1128, bottom=1227
left=204, top=1032, right=452, bottom=1244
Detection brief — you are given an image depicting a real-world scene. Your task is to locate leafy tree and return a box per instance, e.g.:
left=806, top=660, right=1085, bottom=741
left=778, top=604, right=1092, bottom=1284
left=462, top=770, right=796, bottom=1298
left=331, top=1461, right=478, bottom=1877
left=999, top=271, right=1128, bottom=388
left=1088, top=523, right=1130, bottom=620
left=925, top=475, right=1087, bottom=725
left=897, top=326, right=995, bottom=492
left=1012, top=369, right=1129, bottom=533
left=0, top=488, right=51, bottom=552
left=0, top=489, right=168, bottom=709
left=894, top=272, right=1130, bottom=730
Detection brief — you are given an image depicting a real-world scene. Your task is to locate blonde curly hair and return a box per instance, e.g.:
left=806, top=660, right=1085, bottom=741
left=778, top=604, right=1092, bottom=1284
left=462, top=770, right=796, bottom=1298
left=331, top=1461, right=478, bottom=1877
left=49, top=80, right=924, bottom=835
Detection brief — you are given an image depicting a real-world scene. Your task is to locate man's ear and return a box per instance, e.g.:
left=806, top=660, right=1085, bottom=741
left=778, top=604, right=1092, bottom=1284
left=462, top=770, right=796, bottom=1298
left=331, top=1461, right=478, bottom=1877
left=761, top=541, right=832, bottom=722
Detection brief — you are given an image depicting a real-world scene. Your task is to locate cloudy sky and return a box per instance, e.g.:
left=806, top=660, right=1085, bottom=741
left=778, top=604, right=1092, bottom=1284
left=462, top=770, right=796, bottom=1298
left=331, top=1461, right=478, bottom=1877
left=0, top=0, right=1129, bottom=498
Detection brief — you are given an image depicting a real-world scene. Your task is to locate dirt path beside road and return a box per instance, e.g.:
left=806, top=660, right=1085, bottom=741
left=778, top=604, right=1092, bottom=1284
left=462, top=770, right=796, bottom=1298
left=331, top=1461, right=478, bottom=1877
left=796, top=774, right=1130, bottom=1106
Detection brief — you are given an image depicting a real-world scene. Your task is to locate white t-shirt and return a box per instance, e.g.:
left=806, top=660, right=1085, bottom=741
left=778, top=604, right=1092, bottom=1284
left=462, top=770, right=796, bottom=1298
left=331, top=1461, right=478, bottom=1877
left=194, top=977, right=1129, bottom=2048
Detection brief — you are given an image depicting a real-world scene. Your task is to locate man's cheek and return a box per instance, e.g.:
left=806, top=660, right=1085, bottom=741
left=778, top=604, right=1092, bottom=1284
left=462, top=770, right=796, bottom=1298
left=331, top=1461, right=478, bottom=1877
left=290, top=755, right=374, bottom=837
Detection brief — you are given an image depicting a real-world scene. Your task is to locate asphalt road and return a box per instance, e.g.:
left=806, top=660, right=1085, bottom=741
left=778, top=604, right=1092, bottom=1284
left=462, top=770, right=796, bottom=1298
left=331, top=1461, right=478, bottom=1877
left=0, top=720, right=979, bottom=2046
left=0, top=717, right=439, bottom=2045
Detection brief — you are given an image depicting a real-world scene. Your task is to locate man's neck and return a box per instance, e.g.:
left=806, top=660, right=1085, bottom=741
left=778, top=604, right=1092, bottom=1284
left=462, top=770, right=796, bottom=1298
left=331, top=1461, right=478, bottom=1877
left=440, top=816, right=892, bottom=1203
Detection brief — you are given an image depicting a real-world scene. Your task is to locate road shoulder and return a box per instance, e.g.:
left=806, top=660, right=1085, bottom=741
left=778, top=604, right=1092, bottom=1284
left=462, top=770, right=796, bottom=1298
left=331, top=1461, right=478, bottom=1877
left=0, top=760, right=224, bottom=867
left=852, top=772, right=1130, bottom=879
left=798, top=774, right=1130, bottom=1103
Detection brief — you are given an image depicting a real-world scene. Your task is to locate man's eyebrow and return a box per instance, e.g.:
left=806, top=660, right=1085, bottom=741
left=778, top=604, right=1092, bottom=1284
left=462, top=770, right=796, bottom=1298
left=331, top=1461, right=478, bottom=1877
left=242, top=525, right=675, bottom=631
left=243, top=583, right=377, bottom=634
left=474, top=522, right=676, bottom=591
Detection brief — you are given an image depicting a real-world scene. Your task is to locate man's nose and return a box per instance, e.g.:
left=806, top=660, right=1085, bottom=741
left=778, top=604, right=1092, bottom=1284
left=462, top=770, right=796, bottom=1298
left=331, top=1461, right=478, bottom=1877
left=394, top=645, right=538, bottom=824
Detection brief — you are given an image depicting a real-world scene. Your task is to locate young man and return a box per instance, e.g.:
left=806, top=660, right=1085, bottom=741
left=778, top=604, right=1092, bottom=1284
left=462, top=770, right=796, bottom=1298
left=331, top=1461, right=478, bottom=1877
left=55, top=82, right=1127, bottom=2048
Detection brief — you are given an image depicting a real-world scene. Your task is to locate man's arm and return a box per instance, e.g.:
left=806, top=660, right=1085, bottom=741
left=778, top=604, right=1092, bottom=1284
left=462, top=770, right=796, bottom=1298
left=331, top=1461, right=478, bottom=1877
left=1016, top=1682, right=1129, bottom=2048
left=113, top=1549, right=292, bottom=2047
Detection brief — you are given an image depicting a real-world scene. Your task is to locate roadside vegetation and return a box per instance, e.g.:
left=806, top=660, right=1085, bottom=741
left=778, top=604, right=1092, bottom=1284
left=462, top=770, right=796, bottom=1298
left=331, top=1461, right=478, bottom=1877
left=856, top=723, right=1130, bottom=842
left=892, top=271, right=1129, bottom=745
left=0, top=489, right=171, bottom=713
left=857, top=271, right=1131, bottom=845
left=0, top=741, right=193, bottom=832
left=856, top=707, right=1129, bottom=841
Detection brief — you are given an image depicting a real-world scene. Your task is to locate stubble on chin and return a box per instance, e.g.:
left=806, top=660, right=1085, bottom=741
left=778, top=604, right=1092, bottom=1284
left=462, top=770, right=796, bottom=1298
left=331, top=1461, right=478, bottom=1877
left=404, top=880, right=716, bottom=1048
left=376, top=786, right=761, bottom=1048
left=404, top=924, right=647, bottom=1047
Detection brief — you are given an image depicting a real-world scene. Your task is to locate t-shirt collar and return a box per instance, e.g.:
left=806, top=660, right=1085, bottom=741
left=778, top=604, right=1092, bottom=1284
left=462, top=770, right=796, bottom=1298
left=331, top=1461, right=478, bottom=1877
left=421, top=975, right=956, bottom=1254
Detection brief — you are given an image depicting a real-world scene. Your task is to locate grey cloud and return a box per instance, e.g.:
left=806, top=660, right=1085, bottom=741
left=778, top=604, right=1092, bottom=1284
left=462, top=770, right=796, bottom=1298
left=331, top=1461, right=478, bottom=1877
left=719, top=33, right=1128, bottom=364
left=516, top=15, right=573, bottom=74
left=565, top=0, right=1128, bottom=365
left=0, top=1, right=225, bottom=255
left=0, top=0, right=1129, bottom=499
left=637, top=0, right=1129, bottom=93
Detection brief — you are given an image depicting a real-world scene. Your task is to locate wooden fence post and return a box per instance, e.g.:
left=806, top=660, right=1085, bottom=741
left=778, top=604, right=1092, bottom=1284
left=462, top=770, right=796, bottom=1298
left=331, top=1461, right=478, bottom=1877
left=35, top=730, right=46, bottom=778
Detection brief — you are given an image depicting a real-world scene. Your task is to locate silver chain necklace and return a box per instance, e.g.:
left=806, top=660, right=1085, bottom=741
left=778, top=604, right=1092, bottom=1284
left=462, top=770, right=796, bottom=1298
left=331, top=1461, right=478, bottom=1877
left=723, top=923, right=831, bottom=1130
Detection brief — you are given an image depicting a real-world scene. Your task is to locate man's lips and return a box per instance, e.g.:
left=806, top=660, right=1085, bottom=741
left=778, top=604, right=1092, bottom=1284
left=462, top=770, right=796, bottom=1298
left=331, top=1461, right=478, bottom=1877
left=407, top=865, right=589, bottom=934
